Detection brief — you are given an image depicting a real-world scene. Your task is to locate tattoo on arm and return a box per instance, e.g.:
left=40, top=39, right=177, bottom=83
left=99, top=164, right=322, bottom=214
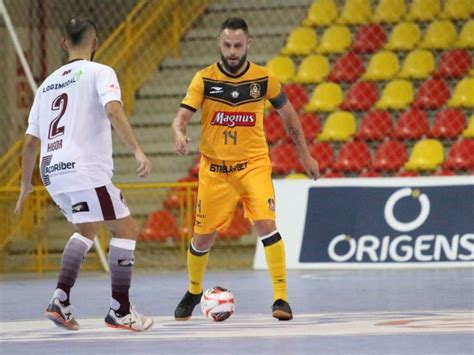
left=287, top=124, right=303, bottom=148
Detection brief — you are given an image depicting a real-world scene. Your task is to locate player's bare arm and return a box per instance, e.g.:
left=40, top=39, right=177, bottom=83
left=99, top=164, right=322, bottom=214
left=171, top=107, right=194, bottom=156
left=14, top=134, right=40, bottom=214
left=105, top=100, right=152, bottom=178
left=277, top=102, right=320, bottom=180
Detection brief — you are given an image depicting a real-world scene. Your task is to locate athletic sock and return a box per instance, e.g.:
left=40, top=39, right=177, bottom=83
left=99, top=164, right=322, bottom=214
left=260, top=231, right=288, bottom=302
left=108, top=238, right=136, bottom=316
left=187, top=239, right=209, bottom=295
left=54, top=233, right=93, bottom=306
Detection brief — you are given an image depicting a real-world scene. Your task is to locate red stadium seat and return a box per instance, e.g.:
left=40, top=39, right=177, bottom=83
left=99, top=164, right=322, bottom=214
left=359, top=170, right=382, bottom=177
left=270, top=143, right=298, bottom=174
left=397, top=170, right=419, bottom=177
left=140, top=210, right=180, bottom=241
left=428, top=109, right=466, bottom=139
left=435, top=49, right=472, bottom=79
left=220, top=206, right=251, bottom=240
left=340, top=81, right=378, bottom=111
left=334, top=141, right=371, bottom=173
left=297, top=142, right=334, bottom=172
left=352, top=24, right=387, bottom=53
left=435, top=169, right=456, bottom=176
left=356, top=111, right=393, bottom=141
left=299, top=113, right=321, bottom=142
left=163, top=176, right=198, bottom=210
left=188, top=154, right=201, bottom=178
left=393, top=109, right=429, bottom=140
left=372, top=140, right=408, bottom=172
left=324, top=171, right=343, bottom=178
left=264, top=110, right=287, bottom=144
left=283, top=84, right=308, bottom=112
left=328, top=52, right=364, bottom=83
left=443, top=139, right=474, bottom=170
left=413, top=79, right=450, bottom=110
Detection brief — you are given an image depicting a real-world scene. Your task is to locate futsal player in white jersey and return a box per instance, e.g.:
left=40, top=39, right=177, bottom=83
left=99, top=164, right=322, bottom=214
left=14, top=16, right=153, bottom=331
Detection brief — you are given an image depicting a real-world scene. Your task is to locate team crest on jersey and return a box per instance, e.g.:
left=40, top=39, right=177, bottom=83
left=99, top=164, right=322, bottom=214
left=268, top=198, right=275, bottom=211
left=249, top=83, right=261, bottom=99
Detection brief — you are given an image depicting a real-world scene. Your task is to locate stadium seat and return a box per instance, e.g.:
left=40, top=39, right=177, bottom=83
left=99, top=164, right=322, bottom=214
left=406, top=0, right=440, bottom=21
left=413, top=79, right=450, bottom=110
left=362, top=51, right=399, bottom=81
left=338, top=0, right=372, bottom=25
left=266, top=56, right=295, bottom=84
left=327, top=52, right=364, bottom=83
left=303, top=0, right=338, bottom=27
left=283, top=84, right=308, bottom=112
left=304, top=82, right=343, bottom=112
left=359, top=170, right=382, bottom=178
left=300, top=113, right=321, bottom=142
left=435, top=169, right=456, bottom=176
left=462, top=115, right=474, bottom=138
left=293, top=55, right=330, bottom=84
left=372, top=0, right=406, bottom=23
left=324, top=171, right=343, bottom=178
left=308, top=142, right=334, bottom=171
left=435, top=49, right=472, bottom=79
left=140, top=210, right=180, bottom=241
left=340, top=81, right=378, bottom=111
left=270, top=143, right=298, bottom=174
left=375, top=80, right=414, bottom=110
left=264, top=110, right=286, bottom=144
left=372, top=140, right=407, bottom=172
left=316, top=25, right=352, bottom=54
left=188, top=154, right=201, bottom=178
left=443, top=139, right=474, bottom=170
left=397, top=170, right=419, bottom=177
left=285, top=173, right=308, bottom=179
left=428, top=109, right=466, bottom=139
left=420, top=20, right=457, bottom=50
left=318, top=111, right=356, bottom=142
left=456, top=20, right=474, bottom=49
left=441, top=0, right=474, bottom=20
left=385, top=22, right=421, bottom=51
left=333, top=141, right=371, bottom=173
left=448, top=78, right=474, bottom=108
left=220, top=206, right=251, bottom=240
left=352, top=24, right=386, bottom=53
left=399, top=50, right=435, bottom=80
left=281, top=27, right=317, bottom=56
left=393, top=109, right=429, bottom=140
left=355, top=111, right=392, bottom=141
left=404, top=139, right=444, bottom=171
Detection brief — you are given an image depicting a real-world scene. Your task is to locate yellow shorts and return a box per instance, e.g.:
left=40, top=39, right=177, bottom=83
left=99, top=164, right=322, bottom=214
left=194, top=154, right=276, bottom=234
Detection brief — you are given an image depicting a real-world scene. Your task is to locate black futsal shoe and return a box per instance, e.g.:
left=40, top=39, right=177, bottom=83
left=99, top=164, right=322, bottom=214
left=272, top=299, right=293, bottom=321
left=174, top=291, right=203, bottom=320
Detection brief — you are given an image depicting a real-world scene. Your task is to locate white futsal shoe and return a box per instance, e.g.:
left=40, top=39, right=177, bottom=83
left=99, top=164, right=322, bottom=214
left=105, top=304, right=153, bottom=331
left=45, top=298, right=80, bottom=330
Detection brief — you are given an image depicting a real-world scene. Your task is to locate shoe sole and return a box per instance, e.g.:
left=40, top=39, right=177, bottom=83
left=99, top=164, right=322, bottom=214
left=105, top=320, right=154, bottom=332
left=174, top=316, right=192, bottom=321
left=45, top=311, right=79, bottom=330
left=272, top=310, right=293, bottom=321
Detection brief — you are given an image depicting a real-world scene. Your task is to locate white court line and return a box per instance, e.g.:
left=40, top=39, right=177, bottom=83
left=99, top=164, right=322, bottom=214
left=0, top=310, right=473, bottom=343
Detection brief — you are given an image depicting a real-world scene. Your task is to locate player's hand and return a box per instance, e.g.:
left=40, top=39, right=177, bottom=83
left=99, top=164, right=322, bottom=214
left=175, top=133, right=192, bottom=156
left=14, top=182, right=33, bottom=215
left=135, top=150, right=152, bottom=178
left=301, top=155, right=320, bottom=180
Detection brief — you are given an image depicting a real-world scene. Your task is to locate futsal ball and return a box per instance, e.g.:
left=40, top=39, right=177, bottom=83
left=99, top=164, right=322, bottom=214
left=200, top=286, right=235, bottom=322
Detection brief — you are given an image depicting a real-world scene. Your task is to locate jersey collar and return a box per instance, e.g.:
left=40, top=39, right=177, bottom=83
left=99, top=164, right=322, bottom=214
left=217, top=60, right=250, bottom=79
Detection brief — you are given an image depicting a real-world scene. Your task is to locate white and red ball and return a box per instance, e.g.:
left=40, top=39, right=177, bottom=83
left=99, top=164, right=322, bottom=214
left=200, top=286, right=235, bottom=321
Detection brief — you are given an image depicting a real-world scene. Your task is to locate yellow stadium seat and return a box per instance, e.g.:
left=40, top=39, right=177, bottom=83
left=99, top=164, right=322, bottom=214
left=363, top=51, right=399, bottom=81
left=462, top=115, right=474, bottom=138
left=285, top=173, right=308, bottom=180
left=385, top=22, right=421, bottom=51
left=318, top=111, right=356, bottom=142
left=338, top=0, right=372, bottom=25
left=406, top=0, right=440, bottom=21
left=441, top=0, right=474, bottom=20
left=316, top=25, right=352, bottom=54
left=266, top=56, right=295, bottom=84
left=404, top=139, right=444, bottom=171
left=303, top=0, right=338, bottom=27
left=293, top=55, right=330, bottom=84
left=304, top=82, right=343, bottom=112
left=398, top=50, right=435, bottom=80
left=281, top=27, right=317, bottom=56
left=447, top=78, right=474, bottom=108
left=375, top=80, right=414, bottom=110
left=372, top=0, right=406, bottom=23
left=456, top=20, right=474, bottom=48
left=420, top=20, right=457, bottom=49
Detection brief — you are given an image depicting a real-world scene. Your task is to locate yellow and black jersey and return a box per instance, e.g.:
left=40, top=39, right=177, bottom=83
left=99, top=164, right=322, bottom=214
left=180, top=61, right=287, bottom=161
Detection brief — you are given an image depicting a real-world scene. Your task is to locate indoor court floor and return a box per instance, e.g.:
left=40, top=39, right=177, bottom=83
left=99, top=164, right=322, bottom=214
left=0, top=268, right=473, bottom=354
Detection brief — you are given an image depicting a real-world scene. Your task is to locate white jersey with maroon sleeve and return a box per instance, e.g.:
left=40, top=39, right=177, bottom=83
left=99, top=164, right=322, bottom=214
left=26, top=59, right=121, bottom=195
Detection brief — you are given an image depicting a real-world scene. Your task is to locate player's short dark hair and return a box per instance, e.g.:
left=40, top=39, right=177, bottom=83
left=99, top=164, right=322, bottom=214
left=64, top=16, right=97, bottom=46
left=220, top=17, right=249, bottom=35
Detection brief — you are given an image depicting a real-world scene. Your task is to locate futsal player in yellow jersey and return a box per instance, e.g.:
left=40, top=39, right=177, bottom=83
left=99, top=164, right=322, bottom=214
left=172, top=17, right=319, bottom=321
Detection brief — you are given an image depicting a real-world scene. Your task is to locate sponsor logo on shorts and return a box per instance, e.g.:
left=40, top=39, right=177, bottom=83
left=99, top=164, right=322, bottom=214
left=268, top=198, right=275, bottom=211
left=211, top=112, right=256, bottom=128
left=72, top=202, right=90, bottom=213
left=210, top=162, right=248, bottom=173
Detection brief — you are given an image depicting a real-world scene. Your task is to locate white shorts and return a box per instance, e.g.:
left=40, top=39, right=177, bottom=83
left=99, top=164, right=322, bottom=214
left=51, top=183, right=130, bottom=224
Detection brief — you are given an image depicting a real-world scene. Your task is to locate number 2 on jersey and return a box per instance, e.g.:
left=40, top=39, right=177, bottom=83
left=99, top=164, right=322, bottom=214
left=223, top=130, right=238, bottom=145
left=48, top=93, right=68, bottom=139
